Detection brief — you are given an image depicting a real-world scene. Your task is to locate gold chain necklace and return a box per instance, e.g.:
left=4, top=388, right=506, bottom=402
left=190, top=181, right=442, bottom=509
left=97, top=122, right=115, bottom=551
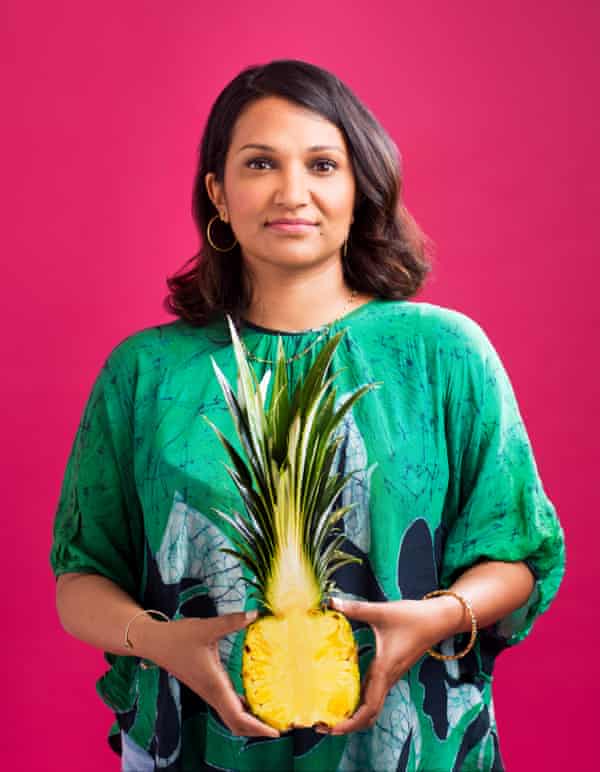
left=239, top=288, right=359, bottom=365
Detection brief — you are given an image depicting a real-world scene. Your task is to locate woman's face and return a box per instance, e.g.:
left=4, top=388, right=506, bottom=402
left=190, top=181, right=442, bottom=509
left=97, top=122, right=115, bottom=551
left=205, top=96, right=356, bottom=273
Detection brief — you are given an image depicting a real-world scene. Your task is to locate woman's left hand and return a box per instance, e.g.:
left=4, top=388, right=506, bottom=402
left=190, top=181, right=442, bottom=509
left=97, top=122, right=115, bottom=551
left=323, top=596, right=452, bottom=735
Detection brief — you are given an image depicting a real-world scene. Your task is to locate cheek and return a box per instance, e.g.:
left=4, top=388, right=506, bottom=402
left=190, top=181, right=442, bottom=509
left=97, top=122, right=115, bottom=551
left=320, top=179, right=355, bottom=218
left=228, top=185, right=269, bottom=221
left=222, top=166, right=262, bottom=218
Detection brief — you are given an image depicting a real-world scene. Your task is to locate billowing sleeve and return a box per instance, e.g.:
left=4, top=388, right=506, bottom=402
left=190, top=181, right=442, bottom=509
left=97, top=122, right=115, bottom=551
left=438, top=313, right=566, bottom=648
left=49, top=342, right=144, bottom=599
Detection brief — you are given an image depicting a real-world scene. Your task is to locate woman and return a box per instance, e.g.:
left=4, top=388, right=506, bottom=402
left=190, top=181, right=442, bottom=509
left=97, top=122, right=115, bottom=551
left=51, top=59, right=566, bottom=771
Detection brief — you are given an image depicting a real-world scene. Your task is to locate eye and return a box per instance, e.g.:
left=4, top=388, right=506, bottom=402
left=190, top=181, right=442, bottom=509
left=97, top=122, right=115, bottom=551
left=244, top=157, right=338, bottom=173
left=313, top=159, right=338, bottom=173
left=246, top=157, right=273, bottom=170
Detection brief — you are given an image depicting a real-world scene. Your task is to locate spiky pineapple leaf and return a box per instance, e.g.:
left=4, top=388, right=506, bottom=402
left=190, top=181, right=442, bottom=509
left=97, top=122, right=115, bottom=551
left=203, top=313, right=381, bottom=612
left=206, top=360, right=275, bottom=513
left=201, top=415, right=253, bottom=489
left=288, top=330, right=346, bottom=420
left=267, top=337, right=291, bottom=463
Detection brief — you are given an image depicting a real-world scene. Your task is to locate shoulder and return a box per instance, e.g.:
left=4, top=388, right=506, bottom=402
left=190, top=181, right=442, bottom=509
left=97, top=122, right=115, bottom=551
left=409, top=303, right=516, bottom=408
left=96, top=317, right=230, bottom=397
left=102, top=317, right=228, bottom=372
left=378, top=299, right=496, bottom=359
left=377, top=301, right=505, bottom=404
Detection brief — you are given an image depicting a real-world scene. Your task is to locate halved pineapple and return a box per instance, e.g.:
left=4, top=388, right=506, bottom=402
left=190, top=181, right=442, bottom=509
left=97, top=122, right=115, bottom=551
left=204, top=314, right=381, bottom=731
left=243, top=608, right=359, bottom=731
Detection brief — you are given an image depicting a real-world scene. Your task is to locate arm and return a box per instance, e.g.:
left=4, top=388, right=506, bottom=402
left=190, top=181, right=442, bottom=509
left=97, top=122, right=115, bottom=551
left=56, top=572, right=161, bottom=659
left=51, top=349, right=279, bottom=738
left=55, top=571, right=279, bottom=737
left=422, top=559, right=536, bottom=642
left=326, top=559, right=536, bottom=735
left=439, top=312, right=565, bottom=649
left=328, top=316, right=565, bottom=735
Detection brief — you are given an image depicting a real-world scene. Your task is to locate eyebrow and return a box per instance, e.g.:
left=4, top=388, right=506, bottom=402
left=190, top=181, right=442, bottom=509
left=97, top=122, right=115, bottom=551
left=237, top=143, right=345, bottom=155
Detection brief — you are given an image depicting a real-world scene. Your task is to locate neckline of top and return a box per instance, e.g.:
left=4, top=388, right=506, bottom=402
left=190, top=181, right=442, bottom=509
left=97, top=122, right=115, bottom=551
left=238, top=297, right=384, bottom=337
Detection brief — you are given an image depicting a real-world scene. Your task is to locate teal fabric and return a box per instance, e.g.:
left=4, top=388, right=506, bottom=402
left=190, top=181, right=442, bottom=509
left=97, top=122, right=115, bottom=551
left=50, top=298, right=566, bottom=771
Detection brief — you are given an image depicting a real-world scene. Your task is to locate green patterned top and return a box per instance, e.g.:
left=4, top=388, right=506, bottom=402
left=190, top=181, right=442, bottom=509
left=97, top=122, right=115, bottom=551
left=50, top=297, right=566, bottom=771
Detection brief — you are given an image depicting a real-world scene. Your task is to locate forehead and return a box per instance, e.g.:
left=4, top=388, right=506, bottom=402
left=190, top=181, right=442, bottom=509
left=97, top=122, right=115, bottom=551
left=228, top=96, right=347, bottom=154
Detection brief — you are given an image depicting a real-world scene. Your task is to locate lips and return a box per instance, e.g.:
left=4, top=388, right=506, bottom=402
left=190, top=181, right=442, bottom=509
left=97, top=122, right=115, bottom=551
left=266, top=221, right=318, bottom=233
left=267, top=219, right=317, bottom=225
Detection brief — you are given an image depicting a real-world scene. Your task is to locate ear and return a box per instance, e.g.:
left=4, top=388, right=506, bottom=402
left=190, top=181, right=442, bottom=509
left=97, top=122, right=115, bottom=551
left=205, top=172, right=227, bottom=217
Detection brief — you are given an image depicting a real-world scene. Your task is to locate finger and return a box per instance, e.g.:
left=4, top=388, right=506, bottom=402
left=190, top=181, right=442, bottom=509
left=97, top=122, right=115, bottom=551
left=329, top=668, right=389, bottom=735
left=211, top=665, right=280, bottom=738
left=231, top=701, right=281, bottom=738
left=214, top=703, right=281, bottom=738
left=218, top=692, right=280, bottom=738
left=318, top=663, right=375, bottom=735
left=329, top=597, right=385, bottom=624
left=327, top=701, right=381, bottom=735
left=209, top=610, right=259, bottom=641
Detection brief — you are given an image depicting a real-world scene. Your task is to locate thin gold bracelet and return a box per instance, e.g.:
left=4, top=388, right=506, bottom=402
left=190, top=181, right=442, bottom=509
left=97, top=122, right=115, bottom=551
left=422, top=590, right=478, bottom=661
left=124, top=609, right=170, bottom=670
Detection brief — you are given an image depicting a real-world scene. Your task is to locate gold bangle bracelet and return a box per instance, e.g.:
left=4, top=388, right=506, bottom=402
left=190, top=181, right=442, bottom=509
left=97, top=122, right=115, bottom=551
left=422, top=590, right=478, bottom=661
left=124, top=609, right=170, bottom=670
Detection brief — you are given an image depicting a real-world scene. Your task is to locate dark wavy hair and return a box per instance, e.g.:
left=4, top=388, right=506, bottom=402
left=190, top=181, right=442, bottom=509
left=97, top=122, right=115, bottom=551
left=164, top=58, right=434, bottom=327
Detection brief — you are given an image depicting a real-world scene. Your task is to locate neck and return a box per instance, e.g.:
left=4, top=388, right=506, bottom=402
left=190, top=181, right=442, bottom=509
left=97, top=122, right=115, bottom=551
left=241, top=257, right=373, bottom=331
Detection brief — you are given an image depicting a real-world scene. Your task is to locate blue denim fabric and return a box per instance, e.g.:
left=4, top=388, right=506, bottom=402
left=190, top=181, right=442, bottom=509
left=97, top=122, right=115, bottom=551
left=121, top=730, right=154, bottom=772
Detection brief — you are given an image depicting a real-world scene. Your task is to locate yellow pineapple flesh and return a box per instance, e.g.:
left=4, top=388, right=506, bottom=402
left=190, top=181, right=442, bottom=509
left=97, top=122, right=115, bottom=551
left=243, top=609, right=359, bottom=731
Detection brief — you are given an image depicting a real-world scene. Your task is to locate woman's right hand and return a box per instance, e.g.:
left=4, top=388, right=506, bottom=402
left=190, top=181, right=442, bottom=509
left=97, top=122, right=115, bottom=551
left=141, top=611, right=280, bottom=738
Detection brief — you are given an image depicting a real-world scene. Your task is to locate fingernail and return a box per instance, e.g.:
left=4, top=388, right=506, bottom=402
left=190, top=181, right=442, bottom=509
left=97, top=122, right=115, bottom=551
left=245, top=610, right=258, bottom=622
left=331, top=597, right=344, bottom=609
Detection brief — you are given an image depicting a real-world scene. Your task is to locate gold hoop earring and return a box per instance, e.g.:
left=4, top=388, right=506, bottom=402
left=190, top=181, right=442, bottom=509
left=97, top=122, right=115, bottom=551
left=343, top=228, right=351, bottom=258
left=206, top=214, right=238, bottom=252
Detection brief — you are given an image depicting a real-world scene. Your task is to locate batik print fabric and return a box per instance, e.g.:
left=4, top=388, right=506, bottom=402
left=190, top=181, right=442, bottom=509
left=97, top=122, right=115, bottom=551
left=50, top=298, right=566, bottom=772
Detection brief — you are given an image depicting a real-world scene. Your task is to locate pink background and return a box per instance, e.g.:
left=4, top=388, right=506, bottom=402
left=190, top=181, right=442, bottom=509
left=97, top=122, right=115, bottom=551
left=3, top=1, right=597, bottom=770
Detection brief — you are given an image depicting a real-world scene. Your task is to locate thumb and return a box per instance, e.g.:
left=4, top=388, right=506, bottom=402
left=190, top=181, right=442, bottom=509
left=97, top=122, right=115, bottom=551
left=210, top=610, right=259, bottom=640
left=329, top=597, right=384, bottom=623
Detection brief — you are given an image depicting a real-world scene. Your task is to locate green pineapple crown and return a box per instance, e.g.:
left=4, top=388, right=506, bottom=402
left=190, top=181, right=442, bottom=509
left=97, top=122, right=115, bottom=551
left=203, top=314, right=382, bottom=616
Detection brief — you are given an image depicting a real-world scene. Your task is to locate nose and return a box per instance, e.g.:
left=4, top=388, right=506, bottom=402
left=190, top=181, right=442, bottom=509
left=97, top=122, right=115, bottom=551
left=273, top=163, right=310, bottom=209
